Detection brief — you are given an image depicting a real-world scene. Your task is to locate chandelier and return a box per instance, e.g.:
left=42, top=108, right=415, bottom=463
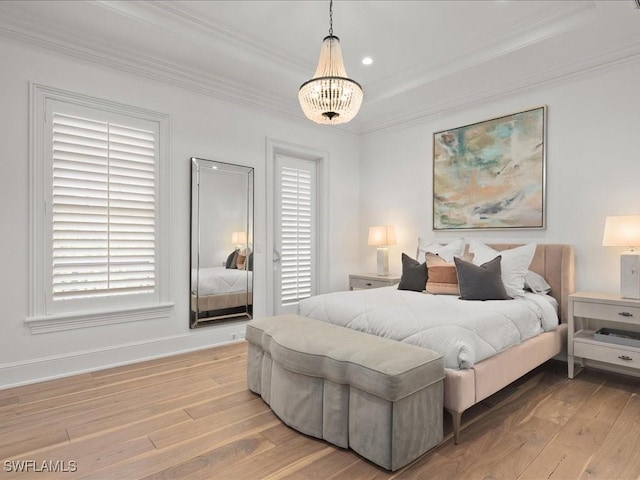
left=298, top=0, right=363, bottom=125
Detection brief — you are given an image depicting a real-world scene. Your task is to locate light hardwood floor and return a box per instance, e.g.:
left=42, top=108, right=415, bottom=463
left=1, top=341, right=639, bottom=479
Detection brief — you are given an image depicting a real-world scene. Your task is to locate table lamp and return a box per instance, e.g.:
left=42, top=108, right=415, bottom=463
left=368, top=225, right=397, bottom=276
left=231, top=231, right=247, bottom=250
left=603, top=215, right=640, bottom=299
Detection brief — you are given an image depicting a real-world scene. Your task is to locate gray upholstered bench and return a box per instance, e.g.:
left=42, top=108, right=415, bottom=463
left=246, top=314, right=444, bottom=471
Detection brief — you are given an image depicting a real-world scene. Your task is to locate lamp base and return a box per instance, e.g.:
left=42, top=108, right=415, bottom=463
left=376, top=247, right=389, bottom=276
left=621, top=252, right=640, bottom=299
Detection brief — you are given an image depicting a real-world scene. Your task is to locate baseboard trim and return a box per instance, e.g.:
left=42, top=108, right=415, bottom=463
left=0, top=322, right=248, bottom=390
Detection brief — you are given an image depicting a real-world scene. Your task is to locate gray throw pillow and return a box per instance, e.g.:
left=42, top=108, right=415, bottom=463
left=398, top=253, right=428, bottom=292
left=225, top=250, right=239, bottom=269
left=454, top=256, right=511, bottom=301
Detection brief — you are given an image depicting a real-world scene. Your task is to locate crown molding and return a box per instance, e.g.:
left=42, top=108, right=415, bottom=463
left=360, top=35, right=640, bottom=136
left=365, top=1, right=597, bottom=105
left=0, top=10, right=272, bottom=108
left=0, top=4, right=360, bottom=136
left=0, top=1, right=635, bottom=138
left=93, top=0, right=312, bottom=77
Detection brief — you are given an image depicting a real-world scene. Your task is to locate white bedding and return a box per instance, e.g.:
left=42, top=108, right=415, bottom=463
left=297, top=287, right=558, bottom=370
left=191, top=267, right=253, bottom=296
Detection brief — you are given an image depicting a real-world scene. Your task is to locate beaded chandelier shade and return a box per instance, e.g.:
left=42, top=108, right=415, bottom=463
left=298, top=1, right=363, bottom=125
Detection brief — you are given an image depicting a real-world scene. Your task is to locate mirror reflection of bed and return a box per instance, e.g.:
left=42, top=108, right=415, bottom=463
left=190, top=158, right=254, bottom=328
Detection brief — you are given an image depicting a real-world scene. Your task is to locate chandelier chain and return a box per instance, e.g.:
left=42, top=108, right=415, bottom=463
left=329, top=0, right=333, bottom=36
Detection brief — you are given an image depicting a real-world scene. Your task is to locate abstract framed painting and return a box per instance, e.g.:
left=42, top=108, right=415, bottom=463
left=433, top=106, right=546, bottom=231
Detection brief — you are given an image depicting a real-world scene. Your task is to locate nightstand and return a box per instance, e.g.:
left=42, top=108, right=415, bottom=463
left=349, top=273, right=401, bottom=290
left=568, top=292, right=640, bottom=379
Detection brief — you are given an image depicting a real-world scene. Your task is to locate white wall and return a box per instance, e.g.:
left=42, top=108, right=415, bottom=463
left=359, top=59, right=640, bottom=294
left=0, top=38, right=360, bottom=388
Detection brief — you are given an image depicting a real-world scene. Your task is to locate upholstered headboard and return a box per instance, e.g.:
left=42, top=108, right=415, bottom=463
left=464, top=244, right=575, bottom=324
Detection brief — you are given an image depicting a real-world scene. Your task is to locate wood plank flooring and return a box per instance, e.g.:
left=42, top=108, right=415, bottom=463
left=1, top=341, right=639, bottom=479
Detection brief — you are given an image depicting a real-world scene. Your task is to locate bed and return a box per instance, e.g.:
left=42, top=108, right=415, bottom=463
left=190, top=266, right=253, bottom=320
left=298, top=244, right=574, bottom=443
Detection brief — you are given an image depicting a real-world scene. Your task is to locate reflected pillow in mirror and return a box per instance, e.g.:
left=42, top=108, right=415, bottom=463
left=236, top=251, right=247, bottom=270
left=225, top=250, right=239, bottom=269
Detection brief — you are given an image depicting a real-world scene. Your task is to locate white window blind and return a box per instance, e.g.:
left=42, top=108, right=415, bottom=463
left=279, top=163, right=316, bottom=306
left=51, top=112, right=156, bottom=300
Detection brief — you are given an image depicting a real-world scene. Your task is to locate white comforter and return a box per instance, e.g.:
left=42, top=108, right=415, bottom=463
left=191, top=267, right=253, bottom=296
left=297, top=287, right=558, bottom=370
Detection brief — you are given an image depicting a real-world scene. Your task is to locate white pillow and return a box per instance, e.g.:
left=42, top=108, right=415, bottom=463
left=417, top=237, right=465, bottom=263
left=468, top=242, right=536, bottom=298
left=524, top=270, right=552, bottom=294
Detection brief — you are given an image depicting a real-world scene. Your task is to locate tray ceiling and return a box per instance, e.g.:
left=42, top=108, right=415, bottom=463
left=1, top=1, right=639, bottom=133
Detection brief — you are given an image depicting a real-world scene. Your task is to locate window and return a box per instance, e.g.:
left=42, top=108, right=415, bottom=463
left=28, top=84, right=172, bottom=333
left=51, top=112, right=156, bottom=302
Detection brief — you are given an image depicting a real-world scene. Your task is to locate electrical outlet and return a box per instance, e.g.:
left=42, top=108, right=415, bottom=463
left=230, top=331, right=245, bottom=341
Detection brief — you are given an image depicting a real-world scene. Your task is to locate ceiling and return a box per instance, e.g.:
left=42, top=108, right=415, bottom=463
left=1, top=0, right=639, bottom=134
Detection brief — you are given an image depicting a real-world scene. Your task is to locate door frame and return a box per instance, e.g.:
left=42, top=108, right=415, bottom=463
left=265, top=138, right=329, bottom=316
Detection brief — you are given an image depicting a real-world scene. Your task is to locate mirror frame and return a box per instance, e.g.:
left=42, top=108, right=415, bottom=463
left=189, top=157, right=254, bottom=328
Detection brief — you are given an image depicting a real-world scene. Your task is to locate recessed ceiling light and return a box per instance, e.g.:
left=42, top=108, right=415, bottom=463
left=362, top=57, right=373, bottom=66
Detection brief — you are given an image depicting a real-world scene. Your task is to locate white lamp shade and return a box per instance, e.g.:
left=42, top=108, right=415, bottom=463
left=368, top=225, right=397, bottom=247
left=231, top=231, right=247, bottom=246
left=602, top=215, right=640, bottom=248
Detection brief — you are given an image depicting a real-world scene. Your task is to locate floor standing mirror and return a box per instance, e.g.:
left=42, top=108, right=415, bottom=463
left=190, top=157, right=254, bottom=328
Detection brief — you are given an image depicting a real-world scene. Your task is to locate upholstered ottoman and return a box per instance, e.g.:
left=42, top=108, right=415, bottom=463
left=246, top=314, right=444, bottom=471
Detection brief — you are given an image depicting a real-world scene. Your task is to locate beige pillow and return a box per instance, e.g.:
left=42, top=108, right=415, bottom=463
left=425, top=252, right=474, bottom=295
left=236, top=248, right=248, bottom=270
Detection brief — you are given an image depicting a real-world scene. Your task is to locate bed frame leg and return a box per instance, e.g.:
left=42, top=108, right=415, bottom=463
left=447, top=409, right=463, bottom=445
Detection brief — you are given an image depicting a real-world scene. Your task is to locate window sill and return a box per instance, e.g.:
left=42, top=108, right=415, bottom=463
left=25, top=303, right=175, bottom=334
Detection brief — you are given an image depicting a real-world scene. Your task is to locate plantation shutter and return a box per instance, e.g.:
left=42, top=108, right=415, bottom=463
left=279, top=160, right=316, bottom=306
left=51, top=112, right=156, bottom=300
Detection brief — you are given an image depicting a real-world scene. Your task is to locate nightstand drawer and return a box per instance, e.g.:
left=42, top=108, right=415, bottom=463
left=569, top=292, right=640, bottom=379
left=574, top=340, right=640, bottom=370
left=350, top=277, right=391, bottom=289
left=573, top=301, right=640, bottom=323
